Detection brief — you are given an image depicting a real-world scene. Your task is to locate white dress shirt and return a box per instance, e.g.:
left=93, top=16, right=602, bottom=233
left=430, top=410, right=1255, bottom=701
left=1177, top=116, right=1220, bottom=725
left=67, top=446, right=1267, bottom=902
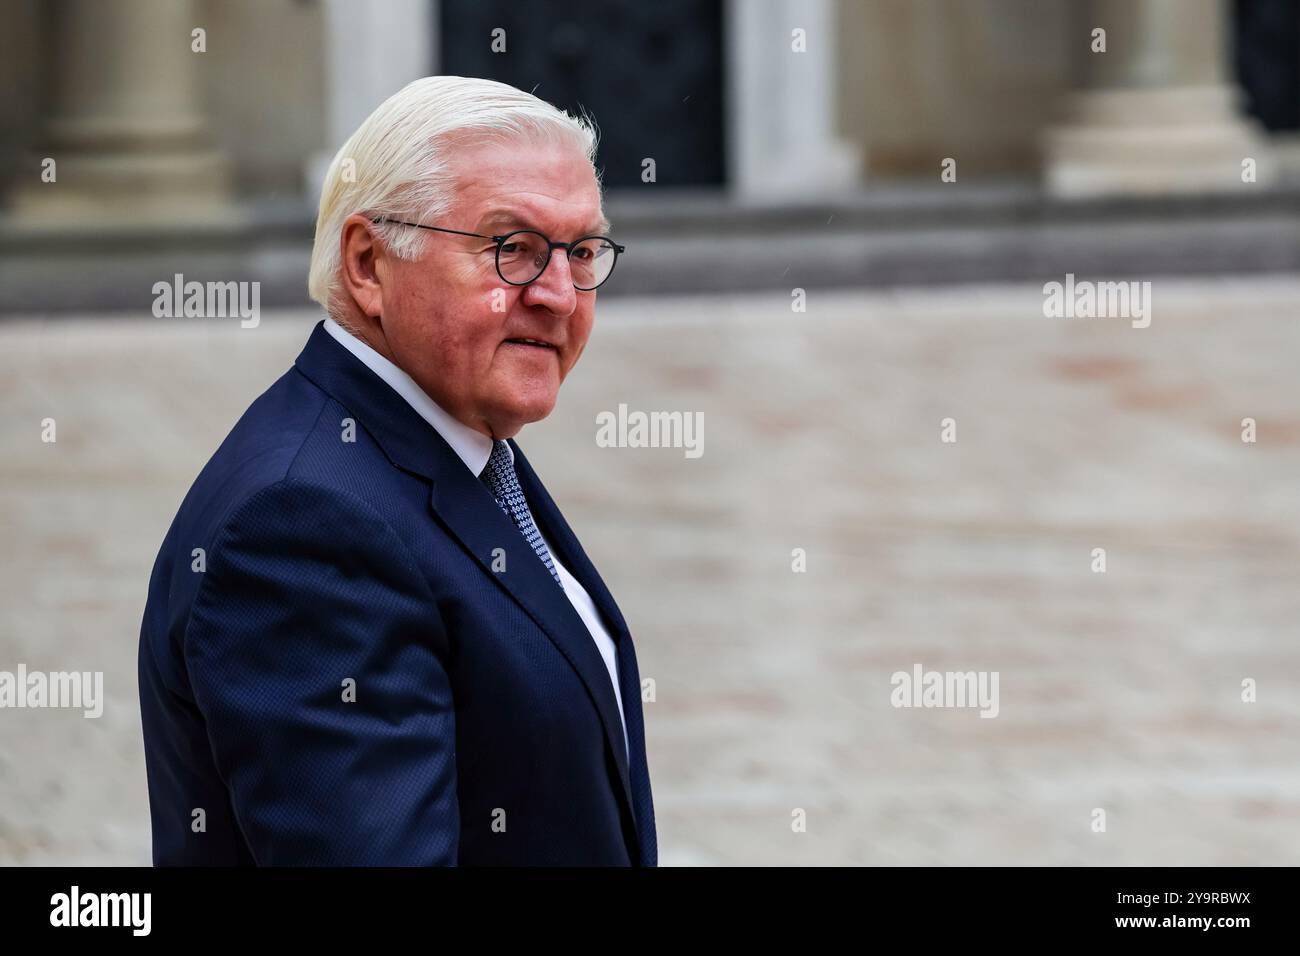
left=323, top=318, right=628, bottom=758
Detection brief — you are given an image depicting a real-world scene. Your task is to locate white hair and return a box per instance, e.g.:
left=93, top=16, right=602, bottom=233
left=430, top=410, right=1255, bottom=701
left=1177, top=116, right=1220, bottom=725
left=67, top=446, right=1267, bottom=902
left=307, top=75, right=602, bottom=323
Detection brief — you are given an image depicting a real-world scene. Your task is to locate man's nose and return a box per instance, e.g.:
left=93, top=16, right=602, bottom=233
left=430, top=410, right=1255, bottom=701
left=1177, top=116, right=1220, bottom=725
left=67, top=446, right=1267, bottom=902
left=521, top=249, right=578, bottom=317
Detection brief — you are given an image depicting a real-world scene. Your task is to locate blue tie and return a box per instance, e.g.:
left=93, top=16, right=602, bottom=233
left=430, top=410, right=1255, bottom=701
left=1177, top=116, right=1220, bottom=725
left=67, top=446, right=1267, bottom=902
left=480, top=440, right=563, bottom=587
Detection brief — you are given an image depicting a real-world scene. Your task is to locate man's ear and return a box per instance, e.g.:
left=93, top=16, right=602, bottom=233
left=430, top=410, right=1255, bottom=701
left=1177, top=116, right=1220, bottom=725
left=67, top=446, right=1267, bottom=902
left=339, top=214, right=386, bottom=320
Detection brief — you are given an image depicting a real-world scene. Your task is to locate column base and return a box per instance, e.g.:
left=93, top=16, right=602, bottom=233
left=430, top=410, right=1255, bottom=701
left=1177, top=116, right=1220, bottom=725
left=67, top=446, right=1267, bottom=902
left=1042, top=86, right=1274, bottom=198
left=5, top=149, right=239, bottom=227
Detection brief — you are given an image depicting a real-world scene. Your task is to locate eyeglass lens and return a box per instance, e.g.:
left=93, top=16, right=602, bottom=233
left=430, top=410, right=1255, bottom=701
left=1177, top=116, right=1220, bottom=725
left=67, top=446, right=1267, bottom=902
left=497, top=231, right=617, bottom=289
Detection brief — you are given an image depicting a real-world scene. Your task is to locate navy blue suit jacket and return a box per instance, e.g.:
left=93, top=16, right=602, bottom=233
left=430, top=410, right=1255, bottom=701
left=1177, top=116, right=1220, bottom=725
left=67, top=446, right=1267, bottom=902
left=138, top=321, right=657, bottom=866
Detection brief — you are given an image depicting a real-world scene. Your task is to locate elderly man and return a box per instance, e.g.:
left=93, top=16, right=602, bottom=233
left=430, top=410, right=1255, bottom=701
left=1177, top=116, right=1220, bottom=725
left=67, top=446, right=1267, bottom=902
left=138, top=77, right=656, bottom=866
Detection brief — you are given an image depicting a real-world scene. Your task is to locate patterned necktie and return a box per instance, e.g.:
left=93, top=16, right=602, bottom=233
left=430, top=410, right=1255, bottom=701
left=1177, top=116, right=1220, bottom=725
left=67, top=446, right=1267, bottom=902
left=480, top=439, right=563, bottom=587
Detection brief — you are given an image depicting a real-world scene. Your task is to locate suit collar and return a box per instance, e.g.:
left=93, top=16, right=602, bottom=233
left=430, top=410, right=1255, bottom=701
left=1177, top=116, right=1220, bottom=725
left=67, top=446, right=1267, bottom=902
left=320, top=317, right=498, bottom=477
left=294, top=319, right=463, bottom=484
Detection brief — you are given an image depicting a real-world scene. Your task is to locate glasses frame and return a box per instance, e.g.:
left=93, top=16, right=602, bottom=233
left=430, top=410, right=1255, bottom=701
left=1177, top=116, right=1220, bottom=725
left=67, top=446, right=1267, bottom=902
left=371, top=217, right=625, bottom=291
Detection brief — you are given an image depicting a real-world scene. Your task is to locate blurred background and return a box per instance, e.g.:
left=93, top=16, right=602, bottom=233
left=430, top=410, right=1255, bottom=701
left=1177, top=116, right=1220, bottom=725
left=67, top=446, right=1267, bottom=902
left=2, top=0, right=1299, bottom=864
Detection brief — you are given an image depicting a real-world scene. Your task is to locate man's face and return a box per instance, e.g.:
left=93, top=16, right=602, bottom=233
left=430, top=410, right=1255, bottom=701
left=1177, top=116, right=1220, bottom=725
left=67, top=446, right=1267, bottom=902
left=374, top=135, right=605, bottom=439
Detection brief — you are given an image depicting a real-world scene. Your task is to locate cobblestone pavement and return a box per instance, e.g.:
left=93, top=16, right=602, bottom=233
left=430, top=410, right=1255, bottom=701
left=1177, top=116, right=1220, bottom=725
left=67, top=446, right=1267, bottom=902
left=2, top=278, right=1299, bottom=865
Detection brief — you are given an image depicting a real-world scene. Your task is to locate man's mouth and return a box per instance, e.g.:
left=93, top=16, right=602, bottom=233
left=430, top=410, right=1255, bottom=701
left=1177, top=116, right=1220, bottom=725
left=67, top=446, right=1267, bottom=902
left=504, top=337, right=557, bottom=351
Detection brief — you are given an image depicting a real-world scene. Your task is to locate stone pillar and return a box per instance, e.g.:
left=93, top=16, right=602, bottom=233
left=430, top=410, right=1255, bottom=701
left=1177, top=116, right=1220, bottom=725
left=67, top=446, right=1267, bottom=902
left=726, top=0, right=862, bottom=201
left=8, top=0, right=235, bottom=225
left=306, top=0, right=434, bottom=205
left=1043, top=0, right=1272, bottom=197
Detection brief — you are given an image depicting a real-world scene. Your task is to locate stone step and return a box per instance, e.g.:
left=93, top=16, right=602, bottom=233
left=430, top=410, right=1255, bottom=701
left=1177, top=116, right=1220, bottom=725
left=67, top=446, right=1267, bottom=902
left=2, top=182, right=1299, bottom=313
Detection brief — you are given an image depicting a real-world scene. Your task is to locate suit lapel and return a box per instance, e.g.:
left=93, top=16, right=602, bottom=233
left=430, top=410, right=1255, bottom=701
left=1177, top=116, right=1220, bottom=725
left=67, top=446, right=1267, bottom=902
left=511, top=441, right=655, bottom=863
left=426, top=461, right=636, bottom=831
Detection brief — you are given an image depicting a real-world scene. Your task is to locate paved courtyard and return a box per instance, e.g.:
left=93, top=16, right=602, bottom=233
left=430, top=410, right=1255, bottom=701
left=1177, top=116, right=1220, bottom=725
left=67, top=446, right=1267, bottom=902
left=2, top=278, right=1299, bottom=864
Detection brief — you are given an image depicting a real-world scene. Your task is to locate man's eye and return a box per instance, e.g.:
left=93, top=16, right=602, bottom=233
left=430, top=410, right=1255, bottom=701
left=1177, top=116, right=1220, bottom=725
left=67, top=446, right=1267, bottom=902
left=499, top=242, right=523, bottom=254
left=572, top=247, right=593, bottom=260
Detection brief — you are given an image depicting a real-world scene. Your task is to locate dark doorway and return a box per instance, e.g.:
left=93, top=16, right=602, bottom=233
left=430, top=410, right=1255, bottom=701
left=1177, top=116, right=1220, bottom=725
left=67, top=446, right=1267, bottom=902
left=438, top=0, right=727, bottom=188
left=1233, top=0, right=1300, bottom=130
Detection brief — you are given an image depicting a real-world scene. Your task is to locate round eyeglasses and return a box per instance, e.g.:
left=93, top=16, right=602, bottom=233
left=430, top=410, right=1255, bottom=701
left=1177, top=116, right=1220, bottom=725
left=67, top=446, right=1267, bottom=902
left=371, top=217, right=624, bottom=291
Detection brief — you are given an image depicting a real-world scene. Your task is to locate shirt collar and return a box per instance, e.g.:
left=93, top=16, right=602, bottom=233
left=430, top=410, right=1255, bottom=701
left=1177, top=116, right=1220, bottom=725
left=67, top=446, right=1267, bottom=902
left=323, top=317, right=510, bottom=477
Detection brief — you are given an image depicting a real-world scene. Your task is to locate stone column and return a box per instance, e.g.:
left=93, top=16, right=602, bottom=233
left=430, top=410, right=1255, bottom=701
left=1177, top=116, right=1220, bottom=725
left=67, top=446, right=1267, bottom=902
left=306, top=0, right=434, bottom=205
left=1043, top=0, right=1272, bottom=197
left=726, top=0, right=862, bottom=201
left=8, top=0, right=235, bottom=225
